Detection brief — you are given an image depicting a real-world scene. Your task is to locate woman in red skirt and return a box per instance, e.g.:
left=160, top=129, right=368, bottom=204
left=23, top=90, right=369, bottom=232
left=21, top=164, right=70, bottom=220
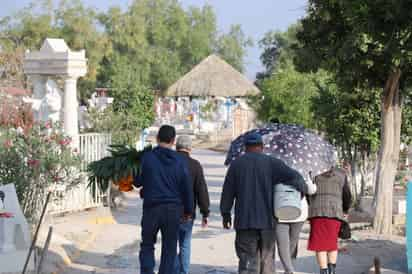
left=307, top=167, right=352, bottom=274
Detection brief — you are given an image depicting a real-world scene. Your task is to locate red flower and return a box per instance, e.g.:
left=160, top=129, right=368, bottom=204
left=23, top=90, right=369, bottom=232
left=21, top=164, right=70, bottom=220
left=27, top=159, right=40, bottom=167
left=44, top=121, right=52, bottom=129
left=4, top=139, right=12, bottom=148
left=59, top=138, right=71, bottom=146
left=0, top=212, right=14, bottom=218
left=52, top=175, right=62, bottom=182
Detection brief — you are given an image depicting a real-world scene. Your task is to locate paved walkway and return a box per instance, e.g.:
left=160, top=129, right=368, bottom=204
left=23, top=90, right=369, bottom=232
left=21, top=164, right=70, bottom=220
left=40, top=149, right=407, bottom=274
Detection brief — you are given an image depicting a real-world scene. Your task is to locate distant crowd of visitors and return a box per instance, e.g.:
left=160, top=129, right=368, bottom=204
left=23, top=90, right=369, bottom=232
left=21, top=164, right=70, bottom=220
left=134, top=125, right=352, bottom=274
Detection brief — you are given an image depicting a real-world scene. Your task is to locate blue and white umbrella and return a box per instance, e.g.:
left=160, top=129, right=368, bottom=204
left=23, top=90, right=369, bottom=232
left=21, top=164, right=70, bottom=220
left=225, top=124, right=337, bottom=180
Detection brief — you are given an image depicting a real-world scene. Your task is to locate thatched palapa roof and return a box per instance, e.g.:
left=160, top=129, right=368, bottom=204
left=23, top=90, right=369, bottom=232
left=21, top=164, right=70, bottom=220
left=165, top=54, right=260, bottom=97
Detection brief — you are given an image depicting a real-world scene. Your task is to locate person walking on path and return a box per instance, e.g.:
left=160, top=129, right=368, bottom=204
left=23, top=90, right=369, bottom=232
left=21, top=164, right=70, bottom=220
left=307, top=167, right=352, bottom=274
left=134, top=125, right=194, bottom=274
left=276, top=177, right=317, bottom=274
left=220, top=132, right=308, bottom=274
left=175, top=135, right=210, bottom=274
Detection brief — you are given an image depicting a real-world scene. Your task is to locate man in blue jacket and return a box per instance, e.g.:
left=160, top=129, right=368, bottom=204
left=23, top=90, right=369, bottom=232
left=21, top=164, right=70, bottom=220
left=134, top=125, right=193, bottom=274
left=220, top=132, right=307, bottom=274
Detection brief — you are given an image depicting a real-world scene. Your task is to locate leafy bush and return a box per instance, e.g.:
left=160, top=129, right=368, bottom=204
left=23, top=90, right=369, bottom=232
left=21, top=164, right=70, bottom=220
left=85, top=106, right=143, bottom=145
left=0, top=92, right=34, bottom=130
left=0, top=122, right=82, bottom=220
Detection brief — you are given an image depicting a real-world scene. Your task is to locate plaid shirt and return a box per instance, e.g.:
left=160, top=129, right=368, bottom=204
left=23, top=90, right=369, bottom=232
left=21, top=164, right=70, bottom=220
left=308, top=168, right=352, bottom=221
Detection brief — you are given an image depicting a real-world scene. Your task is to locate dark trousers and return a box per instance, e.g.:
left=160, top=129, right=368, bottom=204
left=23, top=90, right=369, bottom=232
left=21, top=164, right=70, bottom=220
left=235, top=229, right=276, bottom=274
left=139, top=204, right=182, bottom=274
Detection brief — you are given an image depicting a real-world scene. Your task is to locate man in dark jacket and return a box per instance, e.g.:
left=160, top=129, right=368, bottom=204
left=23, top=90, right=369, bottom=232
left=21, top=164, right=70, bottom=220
left=220, top=133, right=307, bottom=274
left=175, top=135, right=210, bottom=274
left=134, top=125, right=193, bottom=274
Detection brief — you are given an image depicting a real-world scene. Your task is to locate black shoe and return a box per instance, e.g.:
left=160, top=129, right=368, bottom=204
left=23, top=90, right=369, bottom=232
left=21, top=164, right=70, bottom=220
left=320, top=268, right=328, bottom=274
left=328, top=263, right=336, bottom=274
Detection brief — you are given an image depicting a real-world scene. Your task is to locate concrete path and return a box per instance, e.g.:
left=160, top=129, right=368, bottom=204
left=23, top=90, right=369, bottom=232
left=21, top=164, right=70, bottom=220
left=41, top=149, right=407, bottom=274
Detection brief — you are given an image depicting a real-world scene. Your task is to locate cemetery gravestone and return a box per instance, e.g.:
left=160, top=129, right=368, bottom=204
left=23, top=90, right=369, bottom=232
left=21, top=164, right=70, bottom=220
left=0, top=184, right=34, bottom=273
left=24, top=38, right=87, bottom=149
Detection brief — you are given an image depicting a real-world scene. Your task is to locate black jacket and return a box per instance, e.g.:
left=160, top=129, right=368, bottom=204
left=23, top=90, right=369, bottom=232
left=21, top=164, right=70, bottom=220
left=178, top=151, right=210, bottom=219
left=220, top=152, right=307, bottom=230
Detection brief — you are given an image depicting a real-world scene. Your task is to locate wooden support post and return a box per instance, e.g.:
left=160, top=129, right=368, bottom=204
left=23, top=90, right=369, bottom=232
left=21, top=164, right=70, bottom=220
left=36, top=226, right=53, bottom=274
left=22, top=192, right=51, bottom=274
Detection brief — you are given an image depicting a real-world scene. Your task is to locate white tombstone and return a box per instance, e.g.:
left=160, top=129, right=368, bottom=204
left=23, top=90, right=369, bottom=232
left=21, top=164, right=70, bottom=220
left=44, top=79, right=63, bottom=122
left=176, top=98, right=184, bottom=119
left=398, top=199, right=407, bottom=215
left=88, top=92, right=114, bottom=111
left=24, top=38, right=88, bottom=149
left=0, top=184, right=34, bottom=273
left=24, top=78, right=63, bottom=123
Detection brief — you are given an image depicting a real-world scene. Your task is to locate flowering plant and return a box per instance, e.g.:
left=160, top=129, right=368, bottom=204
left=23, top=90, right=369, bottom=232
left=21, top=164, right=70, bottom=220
left=0, top=121, right=82, bottom=220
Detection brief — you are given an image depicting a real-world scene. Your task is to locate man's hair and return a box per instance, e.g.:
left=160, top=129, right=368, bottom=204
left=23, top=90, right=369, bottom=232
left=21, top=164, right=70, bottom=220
left=176, top=135, right=192, bottom=151
left=157, top=125, right=176, bottom=144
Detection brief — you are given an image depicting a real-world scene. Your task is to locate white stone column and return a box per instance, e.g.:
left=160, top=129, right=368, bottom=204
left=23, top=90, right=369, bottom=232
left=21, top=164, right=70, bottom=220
left=63, top=76, right=79, bottom=149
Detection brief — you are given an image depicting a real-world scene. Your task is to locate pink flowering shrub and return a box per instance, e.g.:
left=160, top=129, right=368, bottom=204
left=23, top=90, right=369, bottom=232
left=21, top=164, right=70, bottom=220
left=0, top=122, right=81, bottom=219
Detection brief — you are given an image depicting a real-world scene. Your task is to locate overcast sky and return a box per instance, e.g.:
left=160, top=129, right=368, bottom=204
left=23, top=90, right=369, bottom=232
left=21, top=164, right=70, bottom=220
left=1, top=0, right=307, bottom=79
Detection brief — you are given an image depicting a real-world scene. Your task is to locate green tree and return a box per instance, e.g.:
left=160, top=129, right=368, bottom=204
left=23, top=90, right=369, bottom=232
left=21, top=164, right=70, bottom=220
left=252, top=26, right=317, bottom=128
left=99, top=54, right=154, bottom=144
left=182, top=5, right=217, bottom=67
left=0, top=0, right=55, bottom=88
left=294, top=0, right=412, bottom=234
left=254, top=63, right=318, bottom=128
left=54, top=0, right=110, bottom=98
left=257, top=24, right=300, bottom=79
left=96, top=0, right=251, bottom=141
left=1, top=0, right=251, bottom=144
left=0, top=0, right=109, bottom=98
left=0, top=0, right=55, bottom=51
left=215, top=24, right=253, bottom=73
left=312, top=76, right=381, bottom=201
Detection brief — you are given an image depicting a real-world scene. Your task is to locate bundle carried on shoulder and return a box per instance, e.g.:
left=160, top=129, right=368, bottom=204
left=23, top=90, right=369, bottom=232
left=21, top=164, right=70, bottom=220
left=87, top=145, right=152, bottom=193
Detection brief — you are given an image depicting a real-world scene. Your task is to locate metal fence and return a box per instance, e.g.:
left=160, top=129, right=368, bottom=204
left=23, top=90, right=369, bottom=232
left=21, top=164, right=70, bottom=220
left=79, top=133, right=112, bottom=171
left=48, top=133, right=111, bottom=215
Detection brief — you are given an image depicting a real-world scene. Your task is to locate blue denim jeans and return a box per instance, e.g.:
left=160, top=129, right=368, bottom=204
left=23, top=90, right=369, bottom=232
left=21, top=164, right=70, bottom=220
left=175, top=220, right=194, bottom=274
left=139, top=204, right=182, bottom=274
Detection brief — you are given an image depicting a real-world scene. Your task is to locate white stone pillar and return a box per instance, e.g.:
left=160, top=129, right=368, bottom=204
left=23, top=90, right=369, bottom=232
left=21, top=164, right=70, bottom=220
left=63, top=76, right=79, bottom=149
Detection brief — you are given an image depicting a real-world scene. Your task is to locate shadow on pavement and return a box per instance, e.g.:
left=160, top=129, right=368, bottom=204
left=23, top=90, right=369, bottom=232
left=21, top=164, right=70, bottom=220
left=56, top=239, right=238, bottom=274
left=341, top=237, right=407, bottom=273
